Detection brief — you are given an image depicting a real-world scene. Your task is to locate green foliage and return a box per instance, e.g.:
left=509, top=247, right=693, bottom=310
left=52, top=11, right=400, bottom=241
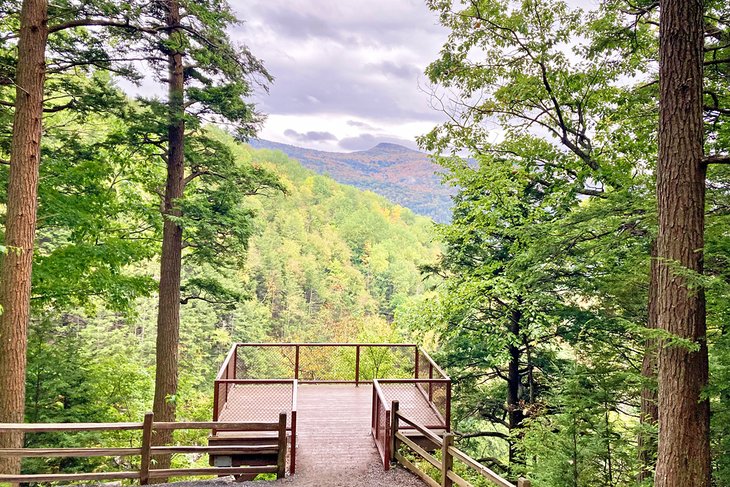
left=413, top=1, right=730, bottom=486
left=8, top=118, right=439, bottom=475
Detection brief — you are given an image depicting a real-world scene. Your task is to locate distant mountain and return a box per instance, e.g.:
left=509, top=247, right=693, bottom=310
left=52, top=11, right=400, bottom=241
left=248, top=139, right=453, bottom=223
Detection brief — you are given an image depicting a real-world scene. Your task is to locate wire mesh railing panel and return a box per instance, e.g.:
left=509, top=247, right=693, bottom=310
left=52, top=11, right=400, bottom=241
left=380, top=381, right=449, bottom=429
left=372, top=384, right=390, bottom=468
left=235, top=345, right=296, bottom=379
left=215, top=382, right=293, bottom=428
left=417, top=351, right=432, bottom=380
left=359, top=345, right=415, bottom=381
left=298, top=345, right=357, bottom=381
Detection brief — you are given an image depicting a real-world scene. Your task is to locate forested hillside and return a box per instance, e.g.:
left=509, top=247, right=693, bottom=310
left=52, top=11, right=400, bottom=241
left=249, top=139, right=453, bottom=223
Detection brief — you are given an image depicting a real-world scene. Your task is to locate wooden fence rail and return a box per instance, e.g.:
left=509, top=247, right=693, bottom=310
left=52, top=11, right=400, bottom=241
left=391, top=402, right=530, bottom=487
left=0, top=412, right=288, bottom=484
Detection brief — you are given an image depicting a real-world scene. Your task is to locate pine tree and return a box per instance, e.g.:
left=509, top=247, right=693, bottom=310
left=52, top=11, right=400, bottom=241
left=655, top=0, right=710, bottom=484
left=0, top=0, right=48, bottom=476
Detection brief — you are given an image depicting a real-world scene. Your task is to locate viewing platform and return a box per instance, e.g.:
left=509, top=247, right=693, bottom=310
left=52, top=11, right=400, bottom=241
left=209, top=343, right=451, bottom=480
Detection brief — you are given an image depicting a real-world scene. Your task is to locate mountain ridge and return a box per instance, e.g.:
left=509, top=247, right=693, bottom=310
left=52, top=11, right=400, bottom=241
left=248, top=139, right=453, bottom=223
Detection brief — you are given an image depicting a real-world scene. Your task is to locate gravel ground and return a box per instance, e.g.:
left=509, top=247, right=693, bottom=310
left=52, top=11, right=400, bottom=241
left=157, top=464, right=426, bottom=487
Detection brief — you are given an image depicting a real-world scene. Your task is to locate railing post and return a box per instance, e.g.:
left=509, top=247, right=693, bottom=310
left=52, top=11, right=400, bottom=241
left=140, top=412, right=154, bottom=485
left=290, top=410, right=297, bottom=474
left=517, top=478, right=531, bottom=487
left=441, top=433, right=454, bottom=487
left=212, top=380, right=219, bottom=422
left=429, top=363, right=434, bottom=402
left=276, top=412, right=287, bottom=479
left=355, top=345, right=361, bottom=386
left=414, top=346, right=419, bottom=379
left=294, top=345, right=300, bottom=380
left=446, top=381, right=452, bottom=432
left=390, top=400, right=399, bottom=464
left=232, top=344, right=238, bottom=379
left=384, top=408, right=391, bottom=471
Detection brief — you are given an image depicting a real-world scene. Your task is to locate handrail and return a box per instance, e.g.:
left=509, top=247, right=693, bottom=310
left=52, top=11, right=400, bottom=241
left=418, top=348, right=450, bottom=380
left=371, top=380, right=392, bottom=470
left=391, top=406, right=530, bottom=487
left=376, top=378, right=451, bottom=384
left=395, top=410, right=442, bottom=446
left=0, top=413, right=290, bottom=484
left=373, top=379, right=390, bottom=409
left=216, top=344, right=238, bottom=380
left=0, top=422, right=143, bottom=432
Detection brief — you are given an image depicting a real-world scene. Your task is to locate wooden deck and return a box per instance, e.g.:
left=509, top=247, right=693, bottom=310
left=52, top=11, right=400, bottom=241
left=217, top=383, right=441, bottom=475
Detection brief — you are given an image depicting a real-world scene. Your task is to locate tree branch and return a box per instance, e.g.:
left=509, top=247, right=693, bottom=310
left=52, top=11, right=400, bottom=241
left=703, top=154, right=730, bottom=165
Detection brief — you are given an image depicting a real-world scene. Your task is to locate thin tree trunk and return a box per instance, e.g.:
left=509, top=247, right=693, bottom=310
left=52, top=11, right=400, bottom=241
left=638, top=241, right=659, bottom=483
left=507, top=306, right=524, bottom=468
left=655, top=0, right=710, bottom=485
left=152, top=0, right=185, bottom=479
left=0, top=0, right=48, bottom=478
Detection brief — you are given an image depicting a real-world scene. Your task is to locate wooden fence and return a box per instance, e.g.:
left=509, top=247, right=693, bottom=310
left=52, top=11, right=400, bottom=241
left=0, top=412, right=288, bottom=484
left=391, top=401, right=530, bottom=487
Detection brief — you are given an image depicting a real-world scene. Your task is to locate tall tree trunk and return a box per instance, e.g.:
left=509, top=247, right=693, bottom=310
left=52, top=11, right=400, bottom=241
left=655, top=0, right=710, bottom=486
left=638, top=241, right=659, bottom=483
left=507, top=306, right=524, bottom=468
left=0, top=0, right=48, bottom=478
left=152, top=0, right=185, bottom=479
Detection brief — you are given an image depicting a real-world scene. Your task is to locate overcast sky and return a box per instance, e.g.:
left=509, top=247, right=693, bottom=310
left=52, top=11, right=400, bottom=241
left=230, top=0, right=449, bottom=152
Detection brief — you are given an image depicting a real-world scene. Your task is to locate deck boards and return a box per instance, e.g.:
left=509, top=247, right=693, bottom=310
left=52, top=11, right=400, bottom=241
left=217, top=383, right=441, bottom=475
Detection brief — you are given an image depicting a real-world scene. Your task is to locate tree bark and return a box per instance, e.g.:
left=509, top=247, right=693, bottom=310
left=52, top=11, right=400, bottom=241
left=152, top=0, right=185, bottom=479
left=638, top=241, right=659, bottom=483
left=0, top=0, right=48, bottom=478
left=655, top=0, right=710, bottom=485
left=507, top=306, right=524, bottom=468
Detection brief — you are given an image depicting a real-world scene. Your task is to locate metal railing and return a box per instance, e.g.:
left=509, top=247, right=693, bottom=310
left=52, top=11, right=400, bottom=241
left=232, top=342, right=419, bottom=383
left=213, top=342, right=452, bottom=474
left=214, top=347, right=298, bottom=473
left=372, top=380, right=393, bottom=470
left=0, top=413, right=289, bottom=484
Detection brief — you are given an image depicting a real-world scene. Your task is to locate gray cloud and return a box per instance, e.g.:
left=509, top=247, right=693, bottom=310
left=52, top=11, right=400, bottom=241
left=284, top=129, right=338, bottom=143
left=232, top=1, right=449, bottom=123
left=347, top=120, right=380, bottom=130
left=338, top=133, right=419, bottom=151
left=368, top=61, right=423, bottom=80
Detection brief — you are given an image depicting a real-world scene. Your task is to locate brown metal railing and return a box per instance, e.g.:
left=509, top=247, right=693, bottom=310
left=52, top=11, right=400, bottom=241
left=213, top=342, right=452, bottom=474
left=0, top=413, right=289, bottom=484
left=214, top=347, right=298, bottom=473
left=372, top=380, right=393, bottom=470
left=231, top=342, right=419, bottom=383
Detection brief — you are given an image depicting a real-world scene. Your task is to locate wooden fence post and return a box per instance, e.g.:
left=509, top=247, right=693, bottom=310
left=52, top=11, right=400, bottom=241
left=276, top=412, right=287, bottom=479
left=390, top=401, right=399, bottom=464
left=139, top=412, right=154, bottom=485
left=517, top=478, right=531, bottom=487
left=441, top=433, right=454, bottom=487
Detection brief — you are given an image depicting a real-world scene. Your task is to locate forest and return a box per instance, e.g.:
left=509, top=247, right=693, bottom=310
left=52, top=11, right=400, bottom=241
left=1, top=0, right=729, bottom=486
